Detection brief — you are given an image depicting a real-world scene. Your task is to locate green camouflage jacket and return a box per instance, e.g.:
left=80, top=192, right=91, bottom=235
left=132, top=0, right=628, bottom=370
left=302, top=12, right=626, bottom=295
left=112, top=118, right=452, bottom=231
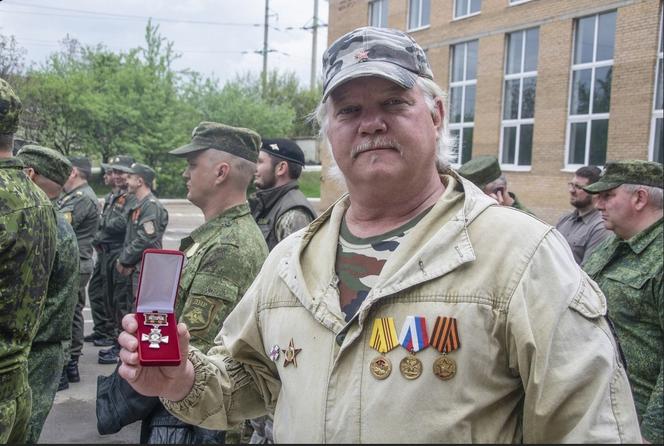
left=57, top=183, right=100, bottom=274
left=176, top=203, right=268, bottom=352
left=118, top=192, right=168, bottom=267
left=584, top=219, right=663, bottom=443
left=0, top=158, right=57, bottom=398
left=32, top=209, right=79, bottom=344
left=94, top=190, right=136, bottom=249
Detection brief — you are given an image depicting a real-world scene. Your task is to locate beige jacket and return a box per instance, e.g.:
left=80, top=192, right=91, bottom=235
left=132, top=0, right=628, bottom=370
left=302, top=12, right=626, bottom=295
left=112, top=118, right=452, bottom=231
left=164, top=174, right=641, bottom=443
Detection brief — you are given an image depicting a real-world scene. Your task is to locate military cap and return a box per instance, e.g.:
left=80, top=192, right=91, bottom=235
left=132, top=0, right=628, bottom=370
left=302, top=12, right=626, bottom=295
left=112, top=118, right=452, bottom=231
left=261, top=138, right=305, bottom=166
left=68, top=156, right=92, bottom=176
left=583, top=160, right=663, bottom=193
left=321, top=26, right=434, bottom=102
left=457, top=155, right=503, bottom=188
left=169, top=122, right=260, bottom=163
left=0, top=78, right=22, bottom=135
left=103, top=154, right=135, bottom=173
left=16, top=144, right=73, bottom=186
left=128, top=162, right=156, bottom=187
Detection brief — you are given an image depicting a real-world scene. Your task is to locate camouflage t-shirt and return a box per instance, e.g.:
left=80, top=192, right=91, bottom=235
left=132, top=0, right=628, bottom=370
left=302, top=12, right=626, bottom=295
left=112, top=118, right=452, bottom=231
left=583, top=218, right=663, bottom=443
left=335, top=208, right=431, bottom=323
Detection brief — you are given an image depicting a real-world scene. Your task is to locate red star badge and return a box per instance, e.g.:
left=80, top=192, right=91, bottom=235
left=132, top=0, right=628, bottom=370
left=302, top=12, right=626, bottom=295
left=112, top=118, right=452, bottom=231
left=282, top=338, right=302, bottom=367
left=354, top=49, right=369, bottom=62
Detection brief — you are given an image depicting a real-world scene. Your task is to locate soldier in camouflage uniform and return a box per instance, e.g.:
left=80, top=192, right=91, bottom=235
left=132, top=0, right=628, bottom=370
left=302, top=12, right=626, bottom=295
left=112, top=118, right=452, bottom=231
left=100, top=163, right=168, bottom=364
left=16, top=145, right=80, bottom=442
left=458, top=155, right=534, bottom=215
left=86, top=155, right=135, bottom=347
left=0, top=79, right=57, bottom=443
left=96, top=122, right=268, bottom=444
left=56, top=155, right=100, bottom=385
left=582, top=160, right=663, bottom=443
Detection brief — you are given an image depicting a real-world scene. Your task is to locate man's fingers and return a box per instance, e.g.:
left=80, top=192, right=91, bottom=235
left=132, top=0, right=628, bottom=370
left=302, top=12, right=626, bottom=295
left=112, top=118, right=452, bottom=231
left=118, top=330, right=138, bottom=352
left=122, top=313, right=138, bottom=333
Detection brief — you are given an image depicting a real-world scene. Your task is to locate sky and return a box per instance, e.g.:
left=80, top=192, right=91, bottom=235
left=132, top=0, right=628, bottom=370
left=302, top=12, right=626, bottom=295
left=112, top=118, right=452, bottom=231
left=0, top=0, right=329, bottom=87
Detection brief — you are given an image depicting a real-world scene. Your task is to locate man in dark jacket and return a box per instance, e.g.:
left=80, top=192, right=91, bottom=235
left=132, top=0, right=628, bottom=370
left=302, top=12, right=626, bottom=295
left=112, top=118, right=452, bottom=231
left=250, top=138, right=317, bottom=251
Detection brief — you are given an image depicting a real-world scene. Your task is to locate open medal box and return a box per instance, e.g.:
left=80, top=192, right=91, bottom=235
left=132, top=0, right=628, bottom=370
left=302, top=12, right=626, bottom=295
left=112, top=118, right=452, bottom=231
left=135, top=248, right=185, bottom=366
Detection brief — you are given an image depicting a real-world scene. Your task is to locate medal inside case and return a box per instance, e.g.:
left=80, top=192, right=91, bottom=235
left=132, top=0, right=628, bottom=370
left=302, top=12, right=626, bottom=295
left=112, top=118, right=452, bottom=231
left=135, top=249, right=185, bottom=366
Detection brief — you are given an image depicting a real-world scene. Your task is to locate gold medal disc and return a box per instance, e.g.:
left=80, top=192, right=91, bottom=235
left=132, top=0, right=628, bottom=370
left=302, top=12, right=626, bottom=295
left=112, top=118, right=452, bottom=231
left=433, top=355, right=456, bottom=380
left=399, top=355, right=423, bottom=380
left=370, top=355, right=393, bottom=380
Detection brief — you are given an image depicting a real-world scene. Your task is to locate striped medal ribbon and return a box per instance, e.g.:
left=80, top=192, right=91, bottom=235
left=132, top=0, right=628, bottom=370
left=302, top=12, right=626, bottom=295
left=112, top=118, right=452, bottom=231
left=430, top=316, right=460, bottom=380
left=397, top=316, right=430, bottom=380
left=368, top=317, right=399, bottom=380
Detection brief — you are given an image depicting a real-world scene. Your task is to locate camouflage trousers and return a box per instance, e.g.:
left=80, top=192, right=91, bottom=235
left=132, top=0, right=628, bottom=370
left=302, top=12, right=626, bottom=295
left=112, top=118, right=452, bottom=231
left=112, top=255, right=134, bottom=335
left=0, top=384, right=32, bottom=443
left=70, top=273, right=91, bottom=358
left=26, top=341, right=65, bottom=443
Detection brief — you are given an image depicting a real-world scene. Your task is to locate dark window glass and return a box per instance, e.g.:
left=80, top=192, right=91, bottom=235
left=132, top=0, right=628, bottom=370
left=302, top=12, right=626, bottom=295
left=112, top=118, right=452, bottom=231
left=575, top=16, right=595, bottom=64
left=503, top=79, right=520, bottom=120
left=524, top=28, right=539, bottom=72
left=569, top=122, right=587, bottom=164
left=521, top=77, right=537, bottom=119
left=502, top=126, right=517, bottom=163
left=409, top=0, right=420, bottom=29
left=450, top=87, right=462, bottom=123
left=571, top=69, right=592, bottom=115
left=462, top=128, right=473, bottom=163
left=452, top=45, right=464, bottom=82
left=589, top=119, right=608, bottom=165
left=656, top=59, right=663, bottom=111
left=466, top=41, right=478, bottom=80
left=455, top=0, right=465, bottom=17
left=421, top=0, right=431, bottom=26
left=593, top=66, right=612, bottom=113
left=464, top=85, right=476, bottom=121
left=506, top=32, right=523, bottom=75
left=655, top=118, right=663, bottom=163
left=470, top=0, right=481, bottom=14
left=518, top=124, right=533, bottom=165
left=597, top=12, right=616, bottom=61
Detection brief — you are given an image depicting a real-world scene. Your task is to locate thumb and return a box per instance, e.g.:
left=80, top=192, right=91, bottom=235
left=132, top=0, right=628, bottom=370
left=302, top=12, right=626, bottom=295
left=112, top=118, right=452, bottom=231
left=177, top=322, right=190, bottom=365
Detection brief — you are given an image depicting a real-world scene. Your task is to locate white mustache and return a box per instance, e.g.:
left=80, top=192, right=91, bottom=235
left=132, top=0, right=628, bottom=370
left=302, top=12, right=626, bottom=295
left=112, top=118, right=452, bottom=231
left=351, top=137, right=403, bottom=159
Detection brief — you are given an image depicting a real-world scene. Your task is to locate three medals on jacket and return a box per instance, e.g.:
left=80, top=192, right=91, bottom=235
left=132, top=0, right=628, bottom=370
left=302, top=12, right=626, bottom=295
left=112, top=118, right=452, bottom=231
left=268, top=316, right=460, bottom=380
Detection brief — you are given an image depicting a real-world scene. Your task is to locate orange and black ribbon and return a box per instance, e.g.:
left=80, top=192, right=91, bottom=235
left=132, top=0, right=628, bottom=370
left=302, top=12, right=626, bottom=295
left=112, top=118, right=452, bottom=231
left=430, top=316, right=460, bottom=353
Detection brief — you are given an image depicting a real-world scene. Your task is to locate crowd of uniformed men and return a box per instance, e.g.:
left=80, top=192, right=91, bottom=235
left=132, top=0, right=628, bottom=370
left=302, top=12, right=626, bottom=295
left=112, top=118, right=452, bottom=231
left=0, top=23, right=662, bottom=445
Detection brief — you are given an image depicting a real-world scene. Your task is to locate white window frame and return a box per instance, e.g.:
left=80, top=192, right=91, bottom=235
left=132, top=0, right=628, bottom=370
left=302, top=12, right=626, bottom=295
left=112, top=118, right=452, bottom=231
left=408, top=0, right=430, bottom=31
left=649, top=6, right=663, bottom=162
left=508, top=0, right=533, bottom=5
left=368, top=0, right=388, bottom=28
left=499, top=28, right=538, bottom=171
left=564, top=11, right=616, bottom=170
left=449, top=41, right=478, bottom=167
left=453, top=0, right=481, bottom=20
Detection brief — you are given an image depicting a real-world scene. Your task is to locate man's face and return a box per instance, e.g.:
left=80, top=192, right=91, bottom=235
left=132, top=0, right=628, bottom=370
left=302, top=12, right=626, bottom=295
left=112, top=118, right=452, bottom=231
left=326, top=77, right=443, bottom=189
left=595, top=185, right=637, bottom=239
left=182, top=150, right=219, bottom=208
left=568, top=175, right=593, bottom=209
left=126, top=173, right=141, bottom=194
left=254, top=151, right=277, bottom=190
left=111, top=169, right=128, bottom=189
left=103, top=171, right=112, bottom=186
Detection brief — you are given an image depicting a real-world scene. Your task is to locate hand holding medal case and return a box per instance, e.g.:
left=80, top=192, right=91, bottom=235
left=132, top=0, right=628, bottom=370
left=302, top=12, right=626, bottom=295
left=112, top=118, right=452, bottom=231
left=134, top=249, right=185, bottom=366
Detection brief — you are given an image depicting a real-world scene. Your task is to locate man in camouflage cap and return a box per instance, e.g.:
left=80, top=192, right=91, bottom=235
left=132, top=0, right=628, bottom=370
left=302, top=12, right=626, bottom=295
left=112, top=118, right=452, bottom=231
left=0, top=79, right=57, bottom=443
left=16, top=145, right=80, bottom=442
left=57, top=154, right=100, bottom=385
left=117, top=28, right=642, bottom=443
left=582, top=160, right=663, bottom=443
left=87, top=155, right=136, bottom=349
left=458, top=155, right=533, bottom=214
left=97, top=122, right=266, bottom=443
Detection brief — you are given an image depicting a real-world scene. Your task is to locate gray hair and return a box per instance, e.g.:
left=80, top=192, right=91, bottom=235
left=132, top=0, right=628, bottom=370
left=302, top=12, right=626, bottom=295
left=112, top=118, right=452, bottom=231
left=312, top=77, right=454, bottom=186
left=621, top=184, right=664, bottom=209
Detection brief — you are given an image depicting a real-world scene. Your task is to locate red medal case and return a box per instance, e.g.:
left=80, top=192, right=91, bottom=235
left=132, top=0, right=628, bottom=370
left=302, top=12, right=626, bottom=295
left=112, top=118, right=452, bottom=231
left=134, top=248, right=185, bottom=366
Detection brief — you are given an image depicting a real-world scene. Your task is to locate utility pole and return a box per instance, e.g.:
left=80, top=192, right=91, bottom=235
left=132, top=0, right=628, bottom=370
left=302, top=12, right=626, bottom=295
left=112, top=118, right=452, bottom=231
left=310, top=0, right=319, bottom=90
left=262, top=0, right=269, bottom=96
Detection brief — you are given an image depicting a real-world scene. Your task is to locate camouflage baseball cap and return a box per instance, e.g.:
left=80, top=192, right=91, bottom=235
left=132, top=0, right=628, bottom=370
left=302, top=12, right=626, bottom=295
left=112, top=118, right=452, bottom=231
left=128, top=162, right=156, bottom=187
left=68, top=156, right=92, bottom=177
left=16, top=144, right=73, bottom=186
left=583, top=160, right=663, bottom=193
left=457, top=155, right=503, bottom=188
left=261, top=138, right=305, bottom=166
left=103, top=154, right=135, bottom=173
left=169, top=122, right=260, bottom=163
left=321, top=26, right=433, bottom=102
left=0, top=78, right=22, bottom=135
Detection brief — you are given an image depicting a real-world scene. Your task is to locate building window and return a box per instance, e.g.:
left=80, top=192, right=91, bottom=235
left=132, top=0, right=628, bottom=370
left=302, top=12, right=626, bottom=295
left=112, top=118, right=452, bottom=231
left=408, top=0, right=430, bottom=30
left=449, top=40, right=478, bottom=165
left=454, top=0, right=481, bottom=19
left=369, top=0, right=388, bottom=28
left=509, top=0, right=533, bottom=5
left=650, top=7, right=663, bottom=163
left=566, top=11, right=616, bottom=168
left=500, top=28, right=539, bottom=169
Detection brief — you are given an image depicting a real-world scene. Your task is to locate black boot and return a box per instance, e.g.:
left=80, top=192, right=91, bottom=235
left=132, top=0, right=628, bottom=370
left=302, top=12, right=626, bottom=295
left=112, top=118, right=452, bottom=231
left=66, top=358, right=80, bottom=383
left=57, top=367, right=69, bottom=391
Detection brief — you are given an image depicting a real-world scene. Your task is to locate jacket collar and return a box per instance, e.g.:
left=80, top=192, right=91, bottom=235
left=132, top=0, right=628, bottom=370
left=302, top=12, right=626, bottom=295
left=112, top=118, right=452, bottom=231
left=624, top=217, right=663, bottom=255
left=253, top=181, right=300, bottom=215
left=179, top=202, right=250, bottom=253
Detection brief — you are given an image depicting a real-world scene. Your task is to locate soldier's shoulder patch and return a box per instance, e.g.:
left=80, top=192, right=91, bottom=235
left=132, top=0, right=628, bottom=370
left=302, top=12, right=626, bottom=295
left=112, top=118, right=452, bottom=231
left=182, top=298, right=215, bottom=331
left=143, top=220, right=155, bottom=235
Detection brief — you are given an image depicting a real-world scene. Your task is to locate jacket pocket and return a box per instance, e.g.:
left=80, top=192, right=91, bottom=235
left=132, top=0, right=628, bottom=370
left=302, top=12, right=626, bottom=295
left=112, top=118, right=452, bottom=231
left=568, top=277, right=607, bottom=319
